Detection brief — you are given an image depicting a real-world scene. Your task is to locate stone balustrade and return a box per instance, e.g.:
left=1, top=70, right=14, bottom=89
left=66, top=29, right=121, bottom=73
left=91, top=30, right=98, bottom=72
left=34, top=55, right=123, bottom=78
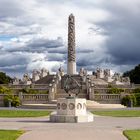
left=94, top=88, right=135, bottom=94
left=0, top=84, right=50, bottom=89
left=0, top=94, right=49, bottom=106
left=0, top=92, right=136, bottom=106
left=94, top=94, right=121, bottom=104
left=32, top=84, right=50, bottom=89
left=21, top=94, right=49, bottom=104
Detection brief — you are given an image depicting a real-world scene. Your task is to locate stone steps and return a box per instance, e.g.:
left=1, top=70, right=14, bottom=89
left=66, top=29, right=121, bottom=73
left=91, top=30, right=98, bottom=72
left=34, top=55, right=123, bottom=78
left=56, top=93, right=87, bottom=99
left=20, top=100, right=126, bottom=110
left=21, top=103, right=57, bottom=109
left=87, top=100, right=126, bottom=109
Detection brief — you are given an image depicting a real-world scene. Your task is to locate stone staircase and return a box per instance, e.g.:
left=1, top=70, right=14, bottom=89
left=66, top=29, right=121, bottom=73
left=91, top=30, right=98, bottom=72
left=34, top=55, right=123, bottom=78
left=21, top=103, right=57, bottom=109
left=29, top=74, right=126, bottom=109
left=35, top=75, right=55, bottom=84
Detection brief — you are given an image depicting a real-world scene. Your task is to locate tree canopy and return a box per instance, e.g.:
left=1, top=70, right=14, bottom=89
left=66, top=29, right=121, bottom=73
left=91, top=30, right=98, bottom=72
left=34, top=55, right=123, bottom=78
left=123, top=64, right=140, bottom=84
left=0, top=72, right=12, bottom=84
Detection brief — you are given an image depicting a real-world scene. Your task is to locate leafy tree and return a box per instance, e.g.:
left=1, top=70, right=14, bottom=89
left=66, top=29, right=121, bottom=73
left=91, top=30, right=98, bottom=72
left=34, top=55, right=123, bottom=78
left=28, top=89, right=38, bottom=94
left=0, top=72, right=12, bottom=84
left=107, top=85, right=124, bottom=94
left=121, top=95, right=136, bottom=107
left=107, top=87, right=124, bottom=94
left=131, top=88, right=140, bottom=106
left=123, top=64, right=140, bottom=84
left=4, top=94, right=21, bottom=107
left=133, top=88, right=140, bottom=93
left=0, top=86, right=20, bottom=107
left=0, top=86, right=12, bottom=94
left=20, top=88, right=29, bottom=93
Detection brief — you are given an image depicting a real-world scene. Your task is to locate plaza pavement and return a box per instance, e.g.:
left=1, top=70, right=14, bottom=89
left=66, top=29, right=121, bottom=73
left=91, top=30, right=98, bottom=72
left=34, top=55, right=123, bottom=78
left=0, top=114, right=140, bottom=140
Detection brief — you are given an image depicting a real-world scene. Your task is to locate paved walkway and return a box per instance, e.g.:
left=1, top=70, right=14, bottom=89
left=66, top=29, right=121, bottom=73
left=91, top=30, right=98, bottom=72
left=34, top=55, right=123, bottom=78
left=0, top=115, right=140, bottom=140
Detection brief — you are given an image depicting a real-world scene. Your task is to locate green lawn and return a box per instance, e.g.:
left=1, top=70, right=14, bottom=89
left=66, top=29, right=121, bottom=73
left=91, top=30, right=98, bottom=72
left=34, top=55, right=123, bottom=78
left=123, top=130, right=140, bottom=140
left=0, top=130, right=24, bottom=140
left=92, top=110, right=140, bottom=117
left=0, top=110, right=51, bottom=117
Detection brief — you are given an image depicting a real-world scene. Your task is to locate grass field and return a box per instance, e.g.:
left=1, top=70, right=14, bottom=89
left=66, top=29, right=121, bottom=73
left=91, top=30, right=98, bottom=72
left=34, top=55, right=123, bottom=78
left=92, top=110, right=140, bottom=117
left=0, top=130, right=24, bottom=140
left=123, top=130, right=140, bottom=140
left=0, top=110, right=51, bottom=117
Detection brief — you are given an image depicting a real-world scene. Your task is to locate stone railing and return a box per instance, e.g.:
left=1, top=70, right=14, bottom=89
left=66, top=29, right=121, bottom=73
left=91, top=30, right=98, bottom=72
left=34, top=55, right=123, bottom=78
left=133, top=84, right=140, bottom=88
left=10, top=84, right=50, bottom=90
left=94, top=88, right=109, bottom=94
left=0, top=94, right=49, bottom=106
left=10, top=84, right=30, bottom=89
left=32, top=84, right=50, bottom=89
left=93, top=94, right=121, bottom=104
left=21, top=94, right=49, bottom=104
left=94, top=88, right=135, bottom=94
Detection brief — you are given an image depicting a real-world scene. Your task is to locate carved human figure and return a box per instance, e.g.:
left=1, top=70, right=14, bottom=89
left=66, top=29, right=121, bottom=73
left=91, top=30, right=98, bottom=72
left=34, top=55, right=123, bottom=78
left=57, top=66, right=64, bottom=81
left=113, top=72, right=121, bottom=81
left=122, top=77, right=130, bottom=83
left=104, top=69, right=111, bottom=77
left=58, top=66, right=64, bottom=76
left=32, top=69, right=41, bottom=82
left=23, top=73, right=31, bottom=82
left=79, top=68, right=87, bottom=77
left=41, top=68, right=48, bottom=78
left=13, top=77, right=19, bottom=82
left=96, top=68, right=104, bottom=78
left=13, top=77, right=20, bottom=84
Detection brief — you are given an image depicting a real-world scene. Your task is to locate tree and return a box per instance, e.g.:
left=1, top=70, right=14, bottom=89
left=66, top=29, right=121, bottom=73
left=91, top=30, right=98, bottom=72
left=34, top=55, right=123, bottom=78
left=0, top=86, right=12, bottom=94
left=123, top=64, right=140, bottom=84
left=0, top=72, right=12, bottom=84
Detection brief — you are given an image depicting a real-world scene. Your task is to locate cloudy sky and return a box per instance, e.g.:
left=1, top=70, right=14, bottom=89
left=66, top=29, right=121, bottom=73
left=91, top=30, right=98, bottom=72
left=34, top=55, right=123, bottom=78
left=0, top=0, right=140, bottom=77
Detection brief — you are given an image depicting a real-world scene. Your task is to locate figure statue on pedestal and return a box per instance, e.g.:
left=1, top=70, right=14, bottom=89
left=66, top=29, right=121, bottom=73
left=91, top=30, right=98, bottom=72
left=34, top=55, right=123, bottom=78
left=104, top=69, right=111, bottom=77
left=13, top=77, right=20, bottom=85
left=79, top=67, right=87, bottom=77
left=22, top=73, right=32, bottom=85
left=113, top=72, right=121, bottom=81
left=58, top=66, right=64, bottom=77
left=32, top=69, right=41, bottom=82
left=23, top=73, right=30, bottom=81
left=40, top=68, right=49, bottom=78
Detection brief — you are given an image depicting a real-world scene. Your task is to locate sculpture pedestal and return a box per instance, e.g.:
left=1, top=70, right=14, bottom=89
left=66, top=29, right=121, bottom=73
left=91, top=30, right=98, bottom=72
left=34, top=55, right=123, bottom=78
left=50, top=98, right=94, bottom=123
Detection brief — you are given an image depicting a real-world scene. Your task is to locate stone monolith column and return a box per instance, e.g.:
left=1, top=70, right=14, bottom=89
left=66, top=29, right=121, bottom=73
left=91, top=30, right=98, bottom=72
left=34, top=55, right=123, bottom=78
left=67, top=14, right=76, bottom=75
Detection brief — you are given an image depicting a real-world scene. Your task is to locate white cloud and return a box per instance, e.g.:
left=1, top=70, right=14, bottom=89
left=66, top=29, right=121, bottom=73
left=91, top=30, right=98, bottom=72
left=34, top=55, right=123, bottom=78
left=0, top=0, right=139, bottom=77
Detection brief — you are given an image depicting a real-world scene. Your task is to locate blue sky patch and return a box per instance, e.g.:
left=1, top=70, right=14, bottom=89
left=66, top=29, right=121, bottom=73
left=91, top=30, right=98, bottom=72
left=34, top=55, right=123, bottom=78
left=0, top=35, right=15, bottom=41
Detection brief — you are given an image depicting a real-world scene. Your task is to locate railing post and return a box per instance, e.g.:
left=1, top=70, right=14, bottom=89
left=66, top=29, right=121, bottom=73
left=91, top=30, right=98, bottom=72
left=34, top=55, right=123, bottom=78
left=8, top=100, right=12, bottom=108
left=89, top=84, right=95, bottom=100
left=18, top=92, right=23, bottom=104
left=48, top=84, right=55, bottom=102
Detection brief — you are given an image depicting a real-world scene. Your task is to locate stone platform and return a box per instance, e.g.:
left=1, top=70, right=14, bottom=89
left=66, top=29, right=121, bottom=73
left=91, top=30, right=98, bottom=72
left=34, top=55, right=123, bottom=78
left=50, top=98, right=94, bottom=123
